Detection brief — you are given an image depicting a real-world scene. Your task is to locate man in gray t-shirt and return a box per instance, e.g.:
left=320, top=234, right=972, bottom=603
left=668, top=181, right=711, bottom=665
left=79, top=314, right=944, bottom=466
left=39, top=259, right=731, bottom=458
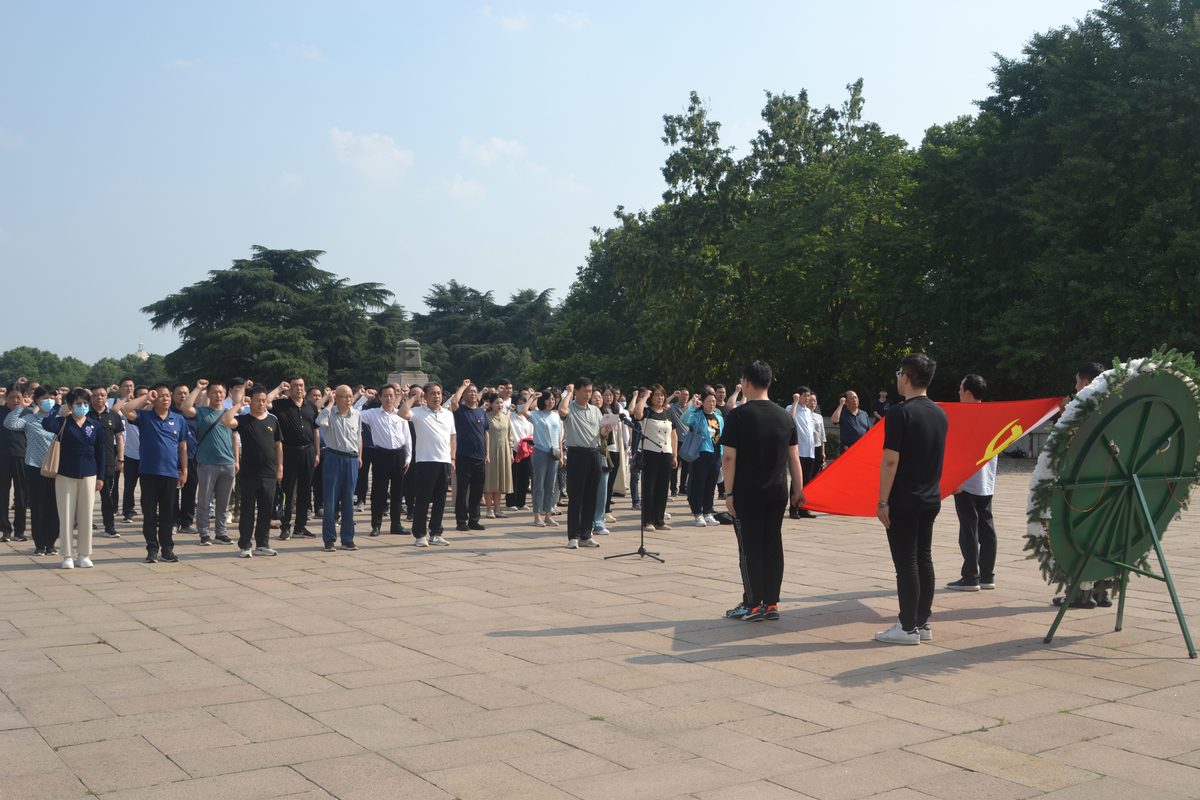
left=556, top=379, right=610, bottom=548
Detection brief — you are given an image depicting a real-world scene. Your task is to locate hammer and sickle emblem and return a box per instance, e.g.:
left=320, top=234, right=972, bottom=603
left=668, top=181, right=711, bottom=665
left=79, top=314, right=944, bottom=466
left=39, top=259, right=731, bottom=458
left=978, top=419, right=1024, bottom=465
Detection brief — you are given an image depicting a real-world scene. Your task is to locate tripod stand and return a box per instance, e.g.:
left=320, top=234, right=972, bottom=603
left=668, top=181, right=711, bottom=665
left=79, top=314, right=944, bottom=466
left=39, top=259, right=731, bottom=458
left=605, top=417, right=664, bottom=563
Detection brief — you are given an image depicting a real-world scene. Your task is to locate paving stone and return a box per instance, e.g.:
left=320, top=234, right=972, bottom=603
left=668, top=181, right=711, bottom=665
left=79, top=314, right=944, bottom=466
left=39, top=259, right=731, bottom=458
left=57, top=735, right=188, bottom=793
left=294, top=753, right=452, bottom=799
left=909, top=736, right=1098, bottom=791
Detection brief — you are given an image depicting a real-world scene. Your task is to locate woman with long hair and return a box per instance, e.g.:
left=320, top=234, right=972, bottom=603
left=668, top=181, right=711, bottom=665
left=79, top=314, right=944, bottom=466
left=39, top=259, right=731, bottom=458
left=481, top=392, right=514, bottom=518
left=631, top=384, right=677, bottom=530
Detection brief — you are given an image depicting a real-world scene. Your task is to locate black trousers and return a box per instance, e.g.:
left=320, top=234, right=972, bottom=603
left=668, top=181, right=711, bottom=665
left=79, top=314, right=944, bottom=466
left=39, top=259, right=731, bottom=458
left=122, top=457, right=140, bottom=517
left=670, top=459, right=690, bottom=495
left=140, top=473, right=177, bottom=555
left=955, top=491, right=996, bottom=584
left=280, top=446, right=315, bottom=533
left=566, top=447, right=601, bottom=540
left=734, top=495, right=786, bottom=607
left=173, top=459, right=197, bottom=527
left=371, top=447, right=408, bottom=532
left=455, top=456, right=485, bottom=526
left=26, top=465, right=58, bottom=550
left=355, top=449, right=372, bottom=504
left=98, top=469, right=117, bottom=529
left=886, top=506, right=939, bottom=631
left=604, top=458, right=617, bottom=513
left=813, top=444, right=825, bottom=475
left=642, top=451, right=672, bottom=527
left=688, top=450, right=719, bottom=515
left=799, top=456, right=816, bottom=486
left=312, top=452, right=324, bottom=511
left=507, top=456, right=531, bottom=509
left=238, top=474, right=276, bottom=549
left=0, top=454, right=27, bottom=536
left=411, top=462, right=450, bottom=538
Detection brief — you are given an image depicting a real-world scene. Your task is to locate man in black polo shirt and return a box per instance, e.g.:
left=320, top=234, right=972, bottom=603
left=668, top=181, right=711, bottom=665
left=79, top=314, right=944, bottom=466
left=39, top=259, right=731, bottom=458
left=89, top=385, right=125, bottom=538
left=450, top=380, right=489, bottom=532
left=875, top=353, right=948, bottom=646
left=0, top=385, right=27, bottom=543
left=721, top=361, right=805, bottom=622
left=271, top=375, right=319, bottom=540
left=221, top=384, right=283, bottom=557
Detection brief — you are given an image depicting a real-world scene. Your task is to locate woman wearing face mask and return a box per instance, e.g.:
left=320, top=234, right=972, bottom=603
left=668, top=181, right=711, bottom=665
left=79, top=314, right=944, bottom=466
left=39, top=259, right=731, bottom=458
left=42, top=388, right=105, bottom=569
left=4, top=386, right=62, bottom=555
left=680, top=388, right=724, bottom=527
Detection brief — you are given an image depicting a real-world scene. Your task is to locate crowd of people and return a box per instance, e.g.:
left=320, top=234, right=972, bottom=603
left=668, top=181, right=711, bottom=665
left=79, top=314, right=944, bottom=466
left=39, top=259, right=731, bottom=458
left=0, top=354, right=1093, bottom=644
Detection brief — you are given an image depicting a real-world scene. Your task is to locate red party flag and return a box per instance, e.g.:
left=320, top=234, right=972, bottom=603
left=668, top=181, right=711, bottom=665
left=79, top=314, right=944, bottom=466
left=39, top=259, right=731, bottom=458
left=802, top=398, right=1061, bottom=517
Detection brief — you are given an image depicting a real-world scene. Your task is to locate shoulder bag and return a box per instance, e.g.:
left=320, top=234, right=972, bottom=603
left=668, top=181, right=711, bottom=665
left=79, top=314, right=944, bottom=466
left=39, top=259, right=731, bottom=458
left=41, top=416, right=66, bottom=478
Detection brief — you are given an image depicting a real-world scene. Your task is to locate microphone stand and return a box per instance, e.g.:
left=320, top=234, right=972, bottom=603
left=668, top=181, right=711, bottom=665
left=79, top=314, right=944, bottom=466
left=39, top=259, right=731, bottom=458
left=605, top=416, right=664, bottom=563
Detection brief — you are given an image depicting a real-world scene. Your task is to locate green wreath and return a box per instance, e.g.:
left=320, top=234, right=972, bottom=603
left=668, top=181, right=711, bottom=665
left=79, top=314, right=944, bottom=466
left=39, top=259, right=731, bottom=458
left=1024, top=347, right=1200, bottom=594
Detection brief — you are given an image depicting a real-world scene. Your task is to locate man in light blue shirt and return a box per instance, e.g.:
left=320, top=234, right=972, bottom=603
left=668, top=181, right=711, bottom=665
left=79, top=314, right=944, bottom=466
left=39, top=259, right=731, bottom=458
left=785, top=386, right=817, bottom=519
left=946, top=374, right=997, bottom=592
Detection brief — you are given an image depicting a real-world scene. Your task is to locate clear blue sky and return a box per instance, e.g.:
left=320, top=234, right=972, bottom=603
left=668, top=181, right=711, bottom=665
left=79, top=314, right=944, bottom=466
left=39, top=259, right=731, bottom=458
left=0, top=1, right=1102, bottom=364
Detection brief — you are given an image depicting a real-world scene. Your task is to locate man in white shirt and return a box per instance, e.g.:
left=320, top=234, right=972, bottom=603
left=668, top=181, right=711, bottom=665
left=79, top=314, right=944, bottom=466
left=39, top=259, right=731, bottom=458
left=785, top=386, right=817, bottom=520
left=360, top=384, right=412, bottom=537
left=946, top=374, right=997, bottom=592
left=398, top=383, right=456, bottom=547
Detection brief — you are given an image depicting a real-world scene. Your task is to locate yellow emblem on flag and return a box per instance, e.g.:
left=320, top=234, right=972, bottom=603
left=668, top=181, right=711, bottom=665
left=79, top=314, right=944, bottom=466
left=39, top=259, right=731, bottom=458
left=978, top=419, right=1024, bottom=465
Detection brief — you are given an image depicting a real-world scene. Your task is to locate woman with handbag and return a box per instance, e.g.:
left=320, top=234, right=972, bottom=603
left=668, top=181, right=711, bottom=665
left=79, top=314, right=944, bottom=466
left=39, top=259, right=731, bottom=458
left=681, top=388, right=724, bottom=527
left=3, top=386, right=61, bottom=555
left=507, top=390, right=534, bottom=511
left=631, top=385, right=677, bottom=531
left=523, top=389, right=562, bottom=528
left=43, top=389, right=105, bottom=569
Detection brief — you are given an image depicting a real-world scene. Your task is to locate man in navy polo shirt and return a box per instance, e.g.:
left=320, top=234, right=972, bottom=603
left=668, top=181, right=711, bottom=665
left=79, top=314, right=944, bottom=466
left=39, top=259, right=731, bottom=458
left=114, top=382, right=188, bottom=563
left=450, top=380, right=488, bottom=532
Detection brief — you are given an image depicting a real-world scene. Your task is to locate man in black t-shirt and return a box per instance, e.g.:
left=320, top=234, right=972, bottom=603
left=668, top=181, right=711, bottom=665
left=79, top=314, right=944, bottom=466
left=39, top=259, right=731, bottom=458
left=876, top=353, right=948, bottom=646
left=871, top=390, right=890, bottom=427
left=271, top=375, right=319, bottom=539
left=221, top=384, right=283, bottom=556
left=721, top=361, right=805, bottom=622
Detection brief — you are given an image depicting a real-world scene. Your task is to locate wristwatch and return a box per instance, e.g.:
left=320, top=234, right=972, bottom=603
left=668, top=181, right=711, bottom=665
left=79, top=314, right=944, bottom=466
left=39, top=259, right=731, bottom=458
left=877, top=501, right=888, bottom=508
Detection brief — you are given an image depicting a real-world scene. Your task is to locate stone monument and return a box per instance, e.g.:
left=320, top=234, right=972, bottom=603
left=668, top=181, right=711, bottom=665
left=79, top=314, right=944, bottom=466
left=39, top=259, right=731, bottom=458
left=386, top=338, right=428, bottom=388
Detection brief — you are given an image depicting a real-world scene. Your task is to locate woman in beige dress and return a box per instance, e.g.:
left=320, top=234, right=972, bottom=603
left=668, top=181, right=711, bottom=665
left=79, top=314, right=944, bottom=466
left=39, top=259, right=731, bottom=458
left=483, top=392, right=514, bottom=517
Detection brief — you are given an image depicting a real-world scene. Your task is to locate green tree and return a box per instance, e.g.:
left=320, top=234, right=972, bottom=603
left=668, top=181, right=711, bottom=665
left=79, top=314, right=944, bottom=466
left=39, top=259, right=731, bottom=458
left=0, top=346, right=89, bottom=389
left=143, top=246, right=406, bottom=388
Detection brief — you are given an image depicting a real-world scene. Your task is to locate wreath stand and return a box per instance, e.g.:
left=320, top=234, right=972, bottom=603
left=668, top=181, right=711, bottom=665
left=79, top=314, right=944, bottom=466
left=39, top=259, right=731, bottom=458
left=1039, top=369, right=1198, bottom=658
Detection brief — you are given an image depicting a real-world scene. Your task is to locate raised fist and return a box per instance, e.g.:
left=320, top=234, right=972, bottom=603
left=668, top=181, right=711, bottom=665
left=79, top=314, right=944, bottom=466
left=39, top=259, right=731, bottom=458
left=197, top=379, right=209, bottom=390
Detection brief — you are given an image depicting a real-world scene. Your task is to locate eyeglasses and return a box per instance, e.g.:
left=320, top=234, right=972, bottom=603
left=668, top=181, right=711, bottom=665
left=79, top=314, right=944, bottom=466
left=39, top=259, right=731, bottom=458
left=896, top=370, right=906, bottom=380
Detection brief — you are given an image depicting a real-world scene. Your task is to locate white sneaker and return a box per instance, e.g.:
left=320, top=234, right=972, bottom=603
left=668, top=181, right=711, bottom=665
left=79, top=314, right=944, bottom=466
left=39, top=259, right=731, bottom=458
left=604, top=513, right=616, bottom=523
left=239, top=549, right=253, bottom=558
left=79, top=556, right=93, bottom=568
left=519, top=506, right=529, bottom=511
left=254, top=547, right=277, bottom=557
left=428, top=536, right=449, bottom=546
left=61, top=557, right=74, bottom=569
left=506, top=506, right=519, bottom=512
left=704, top=514, right=719, bottom=526
left=566, top=539, right=579, bottom=549
left=917, top=623, right=932, bottom=642
left=414, top=536, right=429, bottom=547
left=593, top=528, right=610, bottom=536
left=581, top=538, right=600, bottom=548
left=694, top=515, right=707, bottom=527
left=664, top=513, right=671, bottom=520
left=224, top=511, right=233, bottom=525
left=875, top=622, right=920, bottom=645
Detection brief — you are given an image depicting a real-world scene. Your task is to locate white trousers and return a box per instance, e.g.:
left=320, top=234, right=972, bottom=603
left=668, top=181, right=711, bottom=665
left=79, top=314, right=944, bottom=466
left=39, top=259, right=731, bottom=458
left=55, top=475, right=95, bottom=560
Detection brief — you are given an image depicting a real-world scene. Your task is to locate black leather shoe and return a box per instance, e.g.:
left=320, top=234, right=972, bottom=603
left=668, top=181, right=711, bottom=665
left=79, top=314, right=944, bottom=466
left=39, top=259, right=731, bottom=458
left=468, top=521, right=486, bottom=531
left=369, top=528, right=381, bottom=537
left=456, top=524, right=470, bottom=532
left=145, top=550, right=159, bottom=564
left=160, top=550, right=179, bottom=563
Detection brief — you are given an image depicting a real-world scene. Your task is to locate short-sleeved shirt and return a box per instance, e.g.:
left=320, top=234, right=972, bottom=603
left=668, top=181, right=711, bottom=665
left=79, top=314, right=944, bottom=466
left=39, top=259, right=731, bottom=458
left=88, top=408, right=125, bottom=470
left=785, top=404, right=815, bottom=458
left=237, top=413, right=282, bottom=479
left=132, top=408, right=187, bottom=479
left=871, top=399, right=890, bottom=423
left=194, top=406, right=236, bottom=466
left=270, top=398, right=317, bottom=447
left=962, top=456, right=997, bottom=497
left=883, top=396, right=948, bottom=510
left=530, top=410, right=562, bottom=453
left=453, top=405, right=490, bottom=461
left=410, top=406, right=456, bottom=463
left=641, top=408, right=674, bottom=454
left=563, top=402, right=601, bottom=448
left=721, top=400, right=798, bottom=506
left=838, top=408, right=871, bottom=450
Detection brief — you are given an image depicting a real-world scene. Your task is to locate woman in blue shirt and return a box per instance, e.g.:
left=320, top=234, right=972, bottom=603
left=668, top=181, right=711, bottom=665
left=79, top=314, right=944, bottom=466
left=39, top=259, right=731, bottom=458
left=681, top=388, right=724, bottom=527
left=43, top=388, right=105, bottom=569
left=3, top=386, right=60, bottom=555
left=520, top=389, right=563, bottom=528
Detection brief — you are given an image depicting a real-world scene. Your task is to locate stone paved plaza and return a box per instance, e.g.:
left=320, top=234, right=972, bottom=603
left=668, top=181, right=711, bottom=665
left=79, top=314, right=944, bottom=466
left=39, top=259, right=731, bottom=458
left=2, top=470, right=1200, bottom=799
